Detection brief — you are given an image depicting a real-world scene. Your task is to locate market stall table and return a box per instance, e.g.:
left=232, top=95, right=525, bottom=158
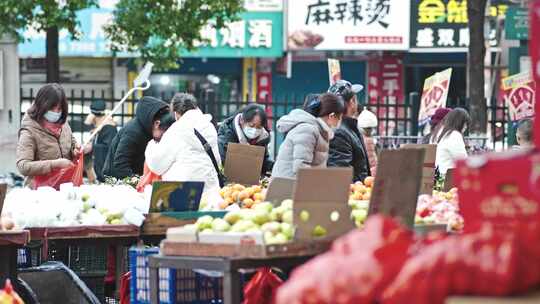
left=148, top=241, right=331, bottom=304
left=0, top=230, right=30, bottom=294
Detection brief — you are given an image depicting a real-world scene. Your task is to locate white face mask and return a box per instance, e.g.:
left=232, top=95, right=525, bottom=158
left=243, top=126, right=262, bottom=139
left=44, top=111, right=62, bottom=123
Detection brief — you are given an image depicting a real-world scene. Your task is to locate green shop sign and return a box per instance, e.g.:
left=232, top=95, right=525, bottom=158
left=19, top=9, right=283, bottom=58
left=505, top=7, right=529, bottom=40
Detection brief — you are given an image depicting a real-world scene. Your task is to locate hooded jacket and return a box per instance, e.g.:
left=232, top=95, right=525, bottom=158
left=328, top=116, right=371, bottom=182
left=16, top=114, right=77, bottom=185
left=145, top=109, right=222, bottom=208
left=102, top=96, right=168, bottom=179
left=271, top=109, right=332, bottom=179
left=217, top=113, right=273, bottom=174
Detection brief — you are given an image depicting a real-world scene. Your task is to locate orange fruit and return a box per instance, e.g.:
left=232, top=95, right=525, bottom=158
left=253, top=192, right=264, bottom=201
left=243, top=198, right=255, bottom=208
left=354, top=184, right=367, bottom=194
left=352, top=192, right=363, bottom=200
left=225, top=197, right=234, bottom=205
left=233, top=184, right=245, bottom=191
left=252, top=185, right=262, bottom=193
left=231, top=191, right=240, bottom=201
left=364, top=176, right=375, bottom=188
left=362, top=192, right=371, bottom=201
left=219, top=201, right=229, bottom=209
left=238, top=190, right=250, bottom=201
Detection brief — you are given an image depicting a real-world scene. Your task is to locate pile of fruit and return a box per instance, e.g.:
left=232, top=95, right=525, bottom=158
left=175, top=200, right=295, bottom=244
left=349, top=176, right=374, bottom=202
left=349, top=200, right=369, bottom=228
left=218, top=183, right=266, bottom=209
left=415, top=188, right=463, bottom=231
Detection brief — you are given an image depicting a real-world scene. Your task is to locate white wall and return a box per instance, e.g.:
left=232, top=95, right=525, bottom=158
left=0, top=35, right=21, bottom=174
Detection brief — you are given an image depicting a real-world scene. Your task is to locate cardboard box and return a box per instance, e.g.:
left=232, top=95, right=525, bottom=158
left=0, top=183, right=6, bottom=215
left=401, top=144, right=437, bottom=194
left=368, top=149, right=425, bottom=228
left=224, top=143, right=265, bottom=185
left=292, top=167, right=355, bottom=241
left=265, top=177, right=295, bottom=206
left=444, top=168, right=455, bottom=191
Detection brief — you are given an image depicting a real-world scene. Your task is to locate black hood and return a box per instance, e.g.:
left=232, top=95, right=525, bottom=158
left=135, top=96, right=169, bottom=135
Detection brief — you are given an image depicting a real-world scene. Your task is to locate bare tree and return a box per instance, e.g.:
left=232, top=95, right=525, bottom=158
left=467, top=0, right=488, bottom=134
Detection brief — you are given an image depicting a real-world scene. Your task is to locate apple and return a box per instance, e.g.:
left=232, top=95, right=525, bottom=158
left=312, top=225, right=327, bottom=237
left=211, top=218, right=231, bottom=232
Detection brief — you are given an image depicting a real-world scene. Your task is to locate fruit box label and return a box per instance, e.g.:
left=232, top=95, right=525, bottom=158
left=224, top=143, right=265, bottom=185
left=368, top=149, right=425, bottom=228
left=292, top=168, right=355, bottom=241
left=455, top=150, right=540, bottom=233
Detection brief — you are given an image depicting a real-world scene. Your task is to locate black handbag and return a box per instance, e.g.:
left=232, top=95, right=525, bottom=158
left=194, top=129, right=226, bottom=187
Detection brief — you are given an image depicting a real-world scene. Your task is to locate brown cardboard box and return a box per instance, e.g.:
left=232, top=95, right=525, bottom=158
left=265, top=177, right=295, bottom=206
left=0, top=183, right=6, bottom=215
left=224, top=143, right=265, bottom=185
left=368, top=149, right=425, bottom=228
left=401, top=144, right=437, bottom=194
left=293, top=167, right=355, bottom=241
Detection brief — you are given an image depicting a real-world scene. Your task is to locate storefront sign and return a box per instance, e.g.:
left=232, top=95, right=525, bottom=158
left=505, top=7, right=529, bottom=40
left=531, top=0, right=540, bottom=147
left=18, top=7, right=283, bottom=58
left=501, top=71, right=536, bottom=121
left=367, top=55, right=404, bottom=134
left=418, top=68, right=452, bottom=126
left=410, top=0, right=510, bottom=51
left=244, top=0, right=283, bottom=11
left=287, top=0, right=410, bottom=51
left=327, top=58, right=341, bottom=85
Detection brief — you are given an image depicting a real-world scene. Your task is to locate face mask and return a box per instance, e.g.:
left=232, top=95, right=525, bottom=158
left=44, top=111, right=61, bottom=123
left=243, top=127, right=262, bottom=139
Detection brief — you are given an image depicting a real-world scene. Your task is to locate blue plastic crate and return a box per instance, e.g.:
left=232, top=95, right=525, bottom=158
left=129, top=247, right=223, bottom=304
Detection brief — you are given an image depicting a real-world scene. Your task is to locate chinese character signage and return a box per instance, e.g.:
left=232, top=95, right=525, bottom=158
left=287, top=0, right=410, bottom=51
left=328, top=58, right=341, bottom=85
left=505, top=7, right=529, bottom=40
left=367, top=55, right=404, bottom=134
left=410, top=0, right=510, bottom=51
left=19, top=6, right=283, bottom=58
left=501, top=71, right=536, bottom=121
left=418, top=68, right=452, bottom=126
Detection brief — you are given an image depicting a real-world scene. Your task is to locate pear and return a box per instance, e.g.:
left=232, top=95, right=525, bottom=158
left=252, top=210, right=271, bottom=226
left=280, top=199, right=293, bottom=210
left=253, top=202, right=273, bottom=214
left=224, top=211, right=242, bottom=225
left=280, top=223, right=294, bottom=239
left=211, top=218, right=231, bottom=232
left=282, top=210, right=293, bottom=224
left=261, top=222, right=281, bottom=234
left=196, top=215, right=214, bottom=230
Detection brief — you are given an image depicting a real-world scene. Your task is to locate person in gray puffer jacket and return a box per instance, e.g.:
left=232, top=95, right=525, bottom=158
left=272, top=93, right=344, bottom=179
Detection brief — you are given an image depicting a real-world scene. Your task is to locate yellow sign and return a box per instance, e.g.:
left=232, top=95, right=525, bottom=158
left=242, top=58, right=257, bottom=101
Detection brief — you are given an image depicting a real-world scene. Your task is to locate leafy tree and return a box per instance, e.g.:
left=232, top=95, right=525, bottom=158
left=104, top=0, right=243, bottom=69
left=0, top=0, right=97, bottom=82
left=467, top=0, right=488, bottom=134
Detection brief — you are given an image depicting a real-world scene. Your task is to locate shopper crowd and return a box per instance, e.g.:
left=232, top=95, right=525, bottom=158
left=15, top=82, right=535, bottom=205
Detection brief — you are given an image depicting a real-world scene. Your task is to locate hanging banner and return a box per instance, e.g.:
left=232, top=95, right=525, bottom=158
left=327, top=58, right=341, bottom=85
left=287, top=0, right=410, bottom=51
left=418, top=68, right=452, bottom=126
left=501, top=71, right=536, bottom=121
left=529, top=0, right=540, bottom=147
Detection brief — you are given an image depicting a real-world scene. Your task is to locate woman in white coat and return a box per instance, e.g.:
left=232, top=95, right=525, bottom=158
left=145, top=93, right=222, bottom=209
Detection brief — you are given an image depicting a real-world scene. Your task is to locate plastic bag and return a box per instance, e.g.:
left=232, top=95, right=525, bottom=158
left=119, top=272, right=130, bottom=304
left=136, top=163, right=161, bottom=193
left=32, top=154, right=84, bottom=190
left=275, top=215, right=413, bottom=304
left=243, top=268, right=283, bottom=304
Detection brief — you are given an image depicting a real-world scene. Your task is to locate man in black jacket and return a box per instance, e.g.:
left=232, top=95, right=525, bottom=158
left=327, top=80, right=371, bottom=182
left=102, top=96, right=169, bottom=179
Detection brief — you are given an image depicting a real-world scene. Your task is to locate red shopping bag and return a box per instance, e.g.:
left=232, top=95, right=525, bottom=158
left=243, top=267, right=283, bottom=304
left=119, top=272, right=131, bottom=304
left=136, top=162, right=161, bottom=192
left=33, top=154, right=84, bottom=190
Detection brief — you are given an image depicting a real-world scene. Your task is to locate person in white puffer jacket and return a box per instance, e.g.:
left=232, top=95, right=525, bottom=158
left=429, top=108, right=470, bottom=175
left=145, top=93, right=222, bottom=208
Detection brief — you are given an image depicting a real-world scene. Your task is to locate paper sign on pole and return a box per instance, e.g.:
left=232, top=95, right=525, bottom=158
left=418, top=68, right=452, bottom=126
left=501, top=71, right=536, bottom=121
left=328, top=58, right=341, bottom=85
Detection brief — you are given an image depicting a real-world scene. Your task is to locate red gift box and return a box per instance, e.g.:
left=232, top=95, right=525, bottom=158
left=454, top=150, right=540, bottom=234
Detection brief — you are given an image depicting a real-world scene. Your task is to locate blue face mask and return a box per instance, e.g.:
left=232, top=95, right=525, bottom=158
left=44, top=111, right=62, bottom=123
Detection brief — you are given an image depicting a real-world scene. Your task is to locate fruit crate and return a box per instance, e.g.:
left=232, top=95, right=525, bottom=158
left=130, top=247, right=224, bottom=304
left=68, top=245, right=108, bottom=275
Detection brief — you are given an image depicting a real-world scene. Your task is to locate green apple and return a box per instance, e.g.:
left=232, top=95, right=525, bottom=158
left=252, top=210, right=270, bottom=226
left=312, top=225, right=327, bottom=237
left=224, top=211, right=242, bottom=225
left=280, top=223, right=294, bottom=239
left=253, top=202, right=273, bottom=214
left=211, top=218, right=231, bottom=232
left=282, top=210, right=293, bottom=224
left=261, top=222, right=281, bottom=234
left=280, top=199, right=293, bottom=210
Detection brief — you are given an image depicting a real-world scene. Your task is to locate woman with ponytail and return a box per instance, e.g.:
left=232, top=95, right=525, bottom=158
left=272, top=93, right=344, bottom=179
